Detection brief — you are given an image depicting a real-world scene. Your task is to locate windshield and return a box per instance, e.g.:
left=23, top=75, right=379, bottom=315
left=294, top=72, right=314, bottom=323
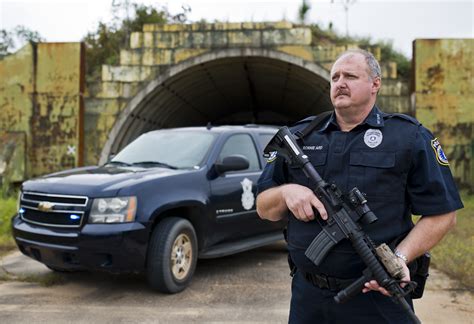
left=110, top=130, right=217, bottom=169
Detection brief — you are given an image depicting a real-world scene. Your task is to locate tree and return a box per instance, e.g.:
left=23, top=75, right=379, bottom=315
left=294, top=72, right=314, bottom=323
left=83, top=1, right=191, bottom=78
left=298, top=0, right=312, bottom=25
left=0, top=26, right=44, bottom=58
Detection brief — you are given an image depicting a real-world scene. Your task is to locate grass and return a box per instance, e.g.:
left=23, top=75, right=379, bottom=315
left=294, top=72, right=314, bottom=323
left=0, top=194, right=16, bottom=257
left=429, top=192, right=473, bottom=289
left=17, top=273, right=66, bottom=286
left=0, top=270, right=65, bottom=286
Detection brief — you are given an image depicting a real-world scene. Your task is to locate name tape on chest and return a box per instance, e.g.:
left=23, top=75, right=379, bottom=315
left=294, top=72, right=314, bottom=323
left=431, top=138, right=449, bottom=166
left=303, top=145, right=324, bottom=151
left=364, top=129, right=383, bottom=148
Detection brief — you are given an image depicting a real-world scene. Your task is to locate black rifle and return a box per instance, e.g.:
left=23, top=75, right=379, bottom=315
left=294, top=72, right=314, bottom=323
left=264, top=126, right=421, bottom=324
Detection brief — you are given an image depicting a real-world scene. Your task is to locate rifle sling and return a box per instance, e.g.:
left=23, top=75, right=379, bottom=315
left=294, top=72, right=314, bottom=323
left=295, top=110, right=333, bottom=139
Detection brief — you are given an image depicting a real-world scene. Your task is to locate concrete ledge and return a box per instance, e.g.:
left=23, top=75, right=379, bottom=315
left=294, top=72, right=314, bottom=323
left=102, top=65, right=153, bottom=82
left=262, top=28, right=311, bottom=46
left=142, top=21, right=294, bottom=32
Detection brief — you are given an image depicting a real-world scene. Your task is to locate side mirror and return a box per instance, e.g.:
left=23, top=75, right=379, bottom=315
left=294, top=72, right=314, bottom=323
left=215, top=154, right=249, bottom=174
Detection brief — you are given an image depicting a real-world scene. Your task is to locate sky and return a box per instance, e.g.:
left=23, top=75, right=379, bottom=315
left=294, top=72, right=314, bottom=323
left=0, top=0, right=473, bottom=58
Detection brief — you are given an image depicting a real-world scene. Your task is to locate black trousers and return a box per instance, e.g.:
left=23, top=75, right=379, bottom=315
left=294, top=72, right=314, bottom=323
left=289, top=271, right=415, bottom=324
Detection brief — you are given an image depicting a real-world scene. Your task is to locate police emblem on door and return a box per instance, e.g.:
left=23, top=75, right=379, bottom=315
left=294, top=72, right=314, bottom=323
left=240, top=178, right=255, bottom=210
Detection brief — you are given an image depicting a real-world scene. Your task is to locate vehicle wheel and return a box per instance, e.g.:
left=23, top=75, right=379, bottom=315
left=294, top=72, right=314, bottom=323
left=147, top=217, right=198, bottom=293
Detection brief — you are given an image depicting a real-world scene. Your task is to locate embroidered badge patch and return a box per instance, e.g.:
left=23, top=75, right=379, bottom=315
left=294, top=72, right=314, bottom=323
left=431, top=138, right=449, bottom=166
left=364, top=129, right=383, bottom=148
left=266, top=151, right=278, bottom=163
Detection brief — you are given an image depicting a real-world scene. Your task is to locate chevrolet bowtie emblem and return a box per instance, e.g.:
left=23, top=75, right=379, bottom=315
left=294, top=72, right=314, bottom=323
left=38, top=201, right=55, bottom=212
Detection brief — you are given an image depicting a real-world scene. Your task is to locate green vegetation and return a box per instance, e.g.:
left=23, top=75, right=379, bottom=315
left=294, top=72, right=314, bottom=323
left=0, top=192, right=16, bottom=257
left=430, top=192, right=473, bottom=288
left=17, top=272, right=65, bottom=286
left=298, top=0, right=311, bottom=24
left=0, top=26, right=44, bottom=58
left=0, top=270, right=65, bottom=286
left=308, top=24, right=411, bottom=79
left=83, top=1, right=190, bottom=79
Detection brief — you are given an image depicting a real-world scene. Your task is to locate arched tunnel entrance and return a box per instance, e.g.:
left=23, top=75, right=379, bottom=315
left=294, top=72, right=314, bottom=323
left=100, top=48, right=333, bottom=163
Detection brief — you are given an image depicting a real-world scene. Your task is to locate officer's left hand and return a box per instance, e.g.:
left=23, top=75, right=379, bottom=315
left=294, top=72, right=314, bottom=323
left=362, top=258, right=410, bottom=296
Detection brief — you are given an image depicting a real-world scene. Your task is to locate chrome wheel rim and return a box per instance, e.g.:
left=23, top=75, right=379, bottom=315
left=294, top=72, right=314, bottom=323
left=171, top=233, right=192, bottom=280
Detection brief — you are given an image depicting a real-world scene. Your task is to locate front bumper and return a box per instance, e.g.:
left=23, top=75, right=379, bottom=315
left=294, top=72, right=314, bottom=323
left=12, top=215, right=149, bottom=272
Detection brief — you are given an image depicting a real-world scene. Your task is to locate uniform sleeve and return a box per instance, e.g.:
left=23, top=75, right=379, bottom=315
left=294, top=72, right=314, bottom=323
left=407, top=126, right=464, bottom=216
left=256, top=154, right=287, bottom=195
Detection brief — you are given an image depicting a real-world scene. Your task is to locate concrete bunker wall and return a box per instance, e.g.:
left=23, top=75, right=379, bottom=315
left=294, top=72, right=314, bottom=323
left=98, top=48, right=333, bottom=163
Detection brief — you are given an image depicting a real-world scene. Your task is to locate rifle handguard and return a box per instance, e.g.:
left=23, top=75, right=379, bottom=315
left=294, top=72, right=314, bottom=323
left=375, top=243, right=405, bottom=280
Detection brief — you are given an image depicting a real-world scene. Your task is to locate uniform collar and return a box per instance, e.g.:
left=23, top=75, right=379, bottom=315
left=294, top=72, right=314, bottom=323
left=318, top=106, right=385, bottom=133
left=360, top=106, right=385, bottom=128
left=318, top=112, right=339, bottom=133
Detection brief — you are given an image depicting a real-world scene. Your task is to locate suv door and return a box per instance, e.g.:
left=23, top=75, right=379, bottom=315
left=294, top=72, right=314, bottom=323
left=209, top=133, right=271, bottom=242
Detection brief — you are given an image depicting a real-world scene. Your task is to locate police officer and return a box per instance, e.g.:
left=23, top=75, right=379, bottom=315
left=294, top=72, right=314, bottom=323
left=256, top=49, right=463, bottom=323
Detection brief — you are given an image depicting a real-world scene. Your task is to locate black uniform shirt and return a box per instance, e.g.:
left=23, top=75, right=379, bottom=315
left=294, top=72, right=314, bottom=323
left=257, top=106, right=463, bottom=278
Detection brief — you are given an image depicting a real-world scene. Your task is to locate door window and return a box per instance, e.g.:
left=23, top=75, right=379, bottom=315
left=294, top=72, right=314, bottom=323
left=218, top=134, right=260, bottom=171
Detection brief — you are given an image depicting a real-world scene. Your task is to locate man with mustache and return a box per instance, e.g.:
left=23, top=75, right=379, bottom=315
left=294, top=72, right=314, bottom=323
left=256, top=49, right=463, bottom=323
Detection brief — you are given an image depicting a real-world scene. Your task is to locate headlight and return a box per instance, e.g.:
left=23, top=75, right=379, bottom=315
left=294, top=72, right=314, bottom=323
left=89, top=196, right=137, bottom=223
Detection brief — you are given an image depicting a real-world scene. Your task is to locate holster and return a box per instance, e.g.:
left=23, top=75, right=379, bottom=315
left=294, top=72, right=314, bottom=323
left=283, top=227, right=297, bottom=277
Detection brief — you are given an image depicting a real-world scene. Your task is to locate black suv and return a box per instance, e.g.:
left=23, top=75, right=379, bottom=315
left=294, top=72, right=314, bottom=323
left=12, top=125, right=285, bottom=293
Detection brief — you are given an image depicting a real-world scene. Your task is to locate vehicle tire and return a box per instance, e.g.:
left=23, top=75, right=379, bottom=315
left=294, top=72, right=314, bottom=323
left=147, top=217, right=198, bottom=293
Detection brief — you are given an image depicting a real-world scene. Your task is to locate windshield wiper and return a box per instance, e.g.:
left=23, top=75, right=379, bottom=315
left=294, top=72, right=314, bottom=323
left=131, top=161, right=179, bottom=169
left=105, top=160, right=133, bottom=167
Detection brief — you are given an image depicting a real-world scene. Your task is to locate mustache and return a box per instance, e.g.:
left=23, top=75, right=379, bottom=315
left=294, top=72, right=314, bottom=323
left=335, top=88, right=350, bottom=96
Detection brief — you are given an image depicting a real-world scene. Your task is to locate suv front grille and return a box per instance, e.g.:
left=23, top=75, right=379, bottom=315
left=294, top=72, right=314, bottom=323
left=20, top=192, right=89, bottom=228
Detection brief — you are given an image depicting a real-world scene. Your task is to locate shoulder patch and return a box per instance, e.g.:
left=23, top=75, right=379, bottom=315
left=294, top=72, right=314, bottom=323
left=265, top=151, right=278, bottom=163
left=388, top=113, right=421, bottom=126
left=431, top=138, right=449, bottom=166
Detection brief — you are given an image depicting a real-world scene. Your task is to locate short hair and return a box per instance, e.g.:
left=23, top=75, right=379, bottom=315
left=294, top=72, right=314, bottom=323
left=336, top=49, right=381, bottom=80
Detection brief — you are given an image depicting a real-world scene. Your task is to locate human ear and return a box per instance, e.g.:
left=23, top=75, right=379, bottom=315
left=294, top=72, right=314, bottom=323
left=372, top=77, right=381, bottom=94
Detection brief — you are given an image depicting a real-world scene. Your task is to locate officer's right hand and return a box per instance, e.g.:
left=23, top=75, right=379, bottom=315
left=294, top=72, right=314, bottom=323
left=281, top=184, right=328, bottom=222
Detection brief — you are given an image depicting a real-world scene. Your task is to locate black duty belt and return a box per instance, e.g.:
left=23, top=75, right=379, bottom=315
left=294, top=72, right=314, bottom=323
left=303, top=272, right=356, bottom=292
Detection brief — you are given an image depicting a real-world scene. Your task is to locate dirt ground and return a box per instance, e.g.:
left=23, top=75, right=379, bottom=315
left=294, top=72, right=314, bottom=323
left=0, top=242, right=472, bottom=323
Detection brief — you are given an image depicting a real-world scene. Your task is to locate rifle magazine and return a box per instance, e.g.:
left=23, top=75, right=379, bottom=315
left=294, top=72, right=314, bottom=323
left=305, top=229, right=338, bottom=266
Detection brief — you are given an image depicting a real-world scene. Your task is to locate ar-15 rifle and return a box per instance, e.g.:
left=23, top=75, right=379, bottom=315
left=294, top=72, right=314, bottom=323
left=264, top=126, right=421, bottom=324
